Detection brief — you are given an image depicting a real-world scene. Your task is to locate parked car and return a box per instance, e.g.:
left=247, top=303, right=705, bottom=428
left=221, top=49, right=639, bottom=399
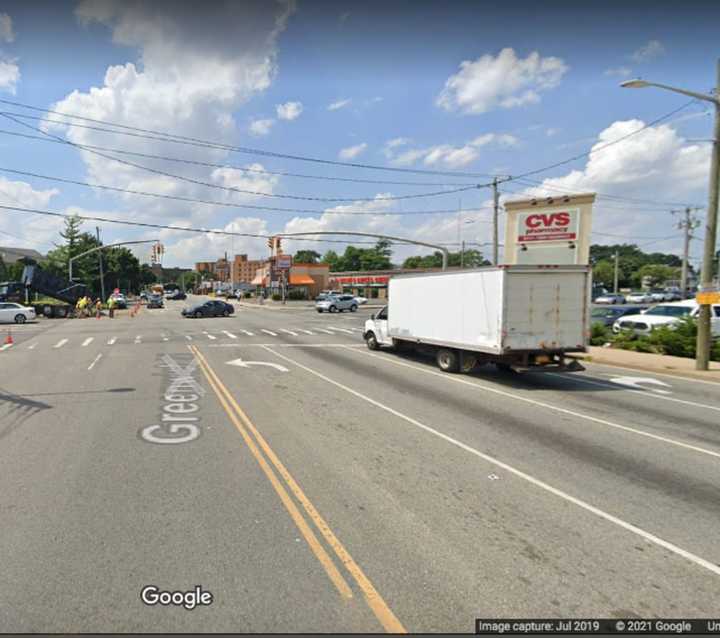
left=353, top=296, right=368, bottom=305
left=182, top=300, right=235, bottom=318
left=146, top=294, right=164, bottom=309
left=612, top=300, right=720, bottom=336
left=664, top=289, right=683, bottom=301
left=316, top=294, right=358, bottom=313
left=625, top=291, right=654, bottom=304
left=110, top=293, right=127, bottom=309
left=648, top=288, right=671, bottom=302
left=594, top=293, right=625, bottom=305
left=591, top=305, right=644, bottom=327
left=166, top=290, right=187, bottom=300
left=0, top=302, right=36, bottom=324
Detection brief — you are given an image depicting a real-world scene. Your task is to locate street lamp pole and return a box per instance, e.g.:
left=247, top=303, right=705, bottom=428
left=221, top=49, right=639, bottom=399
left=621, top=64, right=720, bottom=370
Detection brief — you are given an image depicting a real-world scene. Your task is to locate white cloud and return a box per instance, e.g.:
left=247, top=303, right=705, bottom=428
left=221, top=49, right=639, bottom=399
left=387, top=133, right=519, bottom=168
left=382, top=137, right=411, bottom=158
left=0, top=177, right=61, bottom=250
left=338, top=142, right=367, bottom=160
left=0, top=13, right=14, bottom=43
left=249, top=118, right=275, bottom=136
left=631, top=40, right=665, bottom=63
left=328, top=98, right=351, bottom=111
left=546, top=128, right=560, bottom=137
left=436, top=48, right=568, bottom=115
left=276, top=100, right=302, bottom=121
left=604, top=66, right=632, bottom=77
left=47, top=1, right=294, bottom=205
left=209, top=163, right=279, bottom=201
left=0, top=58, right=19, bottom=94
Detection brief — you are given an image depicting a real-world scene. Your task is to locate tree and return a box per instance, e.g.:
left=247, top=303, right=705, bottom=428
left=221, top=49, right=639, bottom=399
left=592, top=260, right=615, bottom=287
left=402, top=249, right=489, bottom=269
left=635, top=264, right=678, bottom=288
left=294, top=250, right=321, bottom=264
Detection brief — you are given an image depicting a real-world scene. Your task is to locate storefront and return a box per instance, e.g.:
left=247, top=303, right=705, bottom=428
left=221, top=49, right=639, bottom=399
left=329, top=272, right=391, bottom=299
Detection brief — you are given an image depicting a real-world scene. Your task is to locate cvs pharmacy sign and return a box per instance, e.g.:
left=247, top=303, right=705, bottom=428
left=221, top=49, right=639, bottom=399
left=517, top=208, right=578, bottom=243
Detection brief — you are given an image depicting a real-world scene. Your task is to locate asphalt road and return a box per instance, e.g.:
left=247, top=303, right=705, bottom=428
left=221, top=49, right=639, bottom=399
left=1, top=295, right=719, bottom=632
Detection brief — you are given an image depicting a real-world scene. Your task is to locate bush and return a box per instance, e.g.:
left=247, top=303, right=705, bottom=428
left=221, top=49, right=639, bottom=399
left=590, top=322, right=611, bottom=346
left=287, top=288, right=306, bottom=300
left=271, top=293, right=282, bottom=301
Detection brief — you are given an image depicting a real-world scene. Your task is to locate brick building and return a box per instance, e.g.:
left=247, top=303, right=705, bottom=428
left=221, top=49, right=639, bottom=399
left=233, top=254, right=265, bottom=285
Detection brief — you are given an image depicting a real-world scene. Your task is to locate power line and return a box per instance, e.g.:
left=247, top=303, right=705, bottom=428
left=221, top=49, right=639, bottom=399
left=0, top=98, right=496, bottom=179
left=0, top=165, right=494, bottom=217
left=0, top=113, right=483, bottom=202
left=0, top=128, right=477, bottom=188
left=592, top=231, right=676, bottom=240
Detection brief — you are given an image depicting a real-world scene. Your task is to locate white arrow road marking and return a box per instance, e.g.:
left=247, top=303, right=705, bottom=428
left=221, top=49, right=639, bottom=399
left=608, top=376, right=672, bottom=394
left=240, top=329, right=254, bottom=336
left=279, top=329, right=298, bottom=336
left=223, top=331, right=238, bottom=339
left=53, top=339, right=68, bottom=349
left=226, top=358, right=289, bottom=372
left=261, top=329, right=278, bottom=336
left=107, top=336, right=117, bottom=345
left=88, top=353, right=102, bottom=370
left=134, top=335, right=142, bottom=344
left=82, top=337, right=94, bottom=347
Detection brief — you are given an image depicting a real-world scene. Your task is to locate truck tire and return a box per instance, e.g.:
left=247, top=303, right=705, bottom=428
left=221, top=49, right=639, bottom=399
left=365, top=332, right=380, bottom=350
left=350, top=304, right=357, bottom=312
left=14, top=313, right=26, bottom=324
left=43, top=304, right=53, bottom=317
left=55, top=306, right=68, bottom=318
left=460, top=354, right=477, bottom=373
left=194, top=310, right=203, bottom=318
left=436, top=348, right=459, bottom=373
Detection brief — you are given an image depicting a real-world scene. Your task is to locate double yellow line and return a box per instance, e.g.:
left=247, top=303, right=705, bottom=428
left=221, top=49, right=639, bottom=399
left=190, top=346, right=405, bottom=634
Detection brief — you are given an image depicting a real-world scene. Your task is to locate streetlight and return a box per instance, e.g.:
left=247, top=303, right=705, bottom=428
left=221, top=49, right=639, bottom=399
left=621, top=65, right=720, bottom=370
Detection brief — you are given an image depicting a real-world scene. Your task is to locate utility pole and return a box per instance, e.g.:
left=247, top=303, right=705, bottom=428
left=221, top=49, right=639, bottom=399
left=672, top=207, right=702, bottom=296
left=613, top=252, right=619, bottom=294
left=461, top=240, right=465, bottom=269
left=96, top=227, right=105, bottom=301
left=492, top=177, right=499, bottom=266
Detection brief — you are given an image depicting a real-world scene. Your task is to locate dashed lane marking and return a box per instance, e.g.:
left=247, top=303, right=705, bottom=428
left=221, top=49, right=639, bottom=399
left=261, top=329, right=278, bottom=336
left=279, top=329, right=298, bottom=336
left=88, top=353, right=102, bottom=370
left=223, top=330, right=238, bottom=339
left=134, top=335, right=142, bottom=344
left=53, top=339, right=68, bottom=349
left=82, top=337, right=94, bottom=347
left=107, top=336, right=117, bottom=345
left=240, top=329, right=254, bottom=336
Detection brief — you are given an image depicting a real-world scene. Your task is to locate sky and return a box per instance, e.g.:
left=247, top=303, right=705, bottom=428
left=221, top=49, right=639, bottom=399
left=0, top=0, right=719, bottom=269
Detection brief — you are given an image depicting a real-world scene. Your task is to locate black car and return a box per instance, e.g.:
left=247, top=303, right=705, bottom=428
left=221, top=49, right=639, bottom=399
left=591, top=305, right=644, bottom=327
left=167, top=290, right=187, bottom=300
left=182, top=299, right=235, bottom=318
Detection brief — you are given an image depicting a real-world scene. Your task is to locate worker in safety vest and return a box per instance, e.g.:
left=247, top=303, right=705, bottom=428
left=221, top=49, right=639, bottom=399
left=107, top=296, right=116, bottom=318
left=76, top=296, right=86, bottom=318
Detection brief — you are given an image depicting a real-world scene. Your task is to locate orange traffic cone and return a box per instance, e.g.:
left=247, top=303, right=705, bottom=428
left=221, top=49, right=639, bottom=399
left=4, top=329, right=13, bottom=345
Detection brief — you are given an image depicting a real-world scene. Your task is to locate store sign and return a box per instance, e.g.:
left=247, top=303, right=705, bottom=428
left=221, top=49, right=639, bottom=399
left=517, top=209, right=579, bottom=243
left=276, top=255, right=292, bottom=270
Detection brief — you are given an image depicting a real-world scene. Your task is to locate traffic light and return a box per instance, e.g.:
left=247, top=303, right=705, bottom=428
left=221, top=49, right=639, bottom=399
left=276, top=238, right=282, bottom=254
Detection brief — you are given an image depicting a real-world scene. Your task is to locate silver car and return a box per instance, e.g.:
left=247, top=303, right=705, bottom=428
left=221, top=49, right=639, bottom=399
left=316, top=294, right=358, bottom=313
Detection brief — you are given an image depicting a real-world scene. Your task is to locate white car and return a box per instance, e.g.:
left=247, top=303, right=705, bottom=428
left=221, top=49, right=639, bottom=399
left=612, top=300, right=720, bottom=336
left=0, top=302, right=36, bottom=324
left=353, top=296, right=368, bottom=305
left=625, top=291, right=653, bottom=304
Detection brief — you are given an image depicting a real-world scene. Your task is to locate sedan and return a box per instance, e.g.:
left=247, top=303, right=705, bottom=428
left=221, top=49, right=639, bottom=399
left=0, top=302, right=36, bottom=324
left=591, top=305, right=644, bottom=327
left=110, top=293, right=128, bottom=309
left=316, top=294, right=358, bottom=313
left=594, top=293, right=625, bottom=305
left=626, top=291, right=653, bottom=304
left=182, top=300, right=235, bottom=318
left=166, top=290, right=187, bottom=300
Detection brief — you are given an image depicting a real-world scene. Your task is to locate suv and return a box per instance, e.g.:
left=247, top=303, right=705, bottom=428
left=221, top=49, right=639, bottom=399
left=613, top=300, right=720, bottom=336
left=316, top=294, right=358, bottom=313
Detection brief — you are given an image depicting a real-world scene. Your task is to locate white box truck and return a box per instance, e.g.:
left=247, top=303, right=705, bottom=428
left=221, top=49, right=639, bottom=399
left=363, top=265, right=590, bottom=373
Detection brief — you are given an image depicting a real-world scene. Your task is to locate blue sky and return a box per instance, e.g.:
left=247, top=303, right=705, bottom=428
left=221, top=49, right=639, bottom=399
left=0, top=0, right=718, bottom=268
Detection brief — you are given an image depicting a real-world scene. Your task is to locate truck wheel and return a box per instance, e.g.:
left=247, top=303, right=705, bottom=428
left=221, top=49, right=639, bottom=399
left=436, top=348, right=459, bottom=373
left=350, top=305, right=357, bottom=312
left=460, top=354, right=477, bottom=373
left=194, top=310, right=203, bottom=318
left=365, top=332, right=380, bottom=350
left=43, top=304, right=53, bottom=317
left=14, top=314, right=26, bottom=324
left=55, top=307, right=68, bottom=318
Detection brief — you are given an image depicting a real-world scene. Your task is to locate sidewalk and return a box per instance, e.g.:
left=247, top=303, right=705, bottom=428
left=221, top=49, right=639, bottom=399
left=575, top=346, right=720, bottom=383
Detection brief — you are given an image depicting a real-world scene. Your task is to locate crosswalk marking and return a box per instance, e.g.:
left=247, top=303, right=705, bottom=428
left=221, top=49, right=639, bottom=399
left=82, top=337, right=94, bottom=347
left=329, top=327, right=354, bottom=334
left=298, top=329, right=314, bottom=335
left=0, top=342, right=13, bottom=351
left=315, top=328, right=334, bottom=334
left=53, top=339, right=68, bottom=349
left=107, top=337, right=117, bottom=345
left=240, top=329, right=254, bottom=336
left=185, top=335, right=193, bottom=341
left=206, top=333, right=217, bottom=340
left=261, top=329, right=277, bottom=336
left=223, top=331, right=238, bottom=339
left=279, top=329, right=298, bottom=336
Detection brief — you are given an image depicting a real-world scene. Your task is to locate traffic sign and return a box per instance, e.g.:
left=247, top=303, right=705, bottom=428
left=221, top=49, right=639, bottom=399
left=276, top=254, right=292, bottom=269
left=696, top=291, right=720, bottom=304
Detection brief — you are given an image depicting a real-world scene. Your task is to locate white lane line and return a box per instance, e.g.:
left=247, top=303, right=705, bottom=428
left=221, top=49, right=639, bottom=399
left=279, top=329, right=298, bottom=336
left=329, top=327, right=354, bottom=334
left=298, top=329, right=314, bottom=335
left=88, top=353, right=102, bottom=370
left=0, top=342, right=13, bottom=351
left=240, top=329, right=254, bottom=336
left=134, top=335, right=142, bottom=344
left=206, top=333, right=217, bottom=340
left=185, top=335, right=193, bottom=341
left=53, top=338, right=68, bottom=349
left=162, top=334, right=169, bottom=341
left=315, top=328, right=335, bottom=334
left=82, top=337, right=94, bottom=347
left=347, top=348, right=720, bottom=461
left=27, top=342, right=38, bottom=350
left=107, top=336, right=117, bottom=345
left=546, top=372, right=720, bottom=414
left=261, top=329, right=278, bottom=337
left=264, top=345, right=720, bottom=579
left=223, top=330, right=238, bottom=339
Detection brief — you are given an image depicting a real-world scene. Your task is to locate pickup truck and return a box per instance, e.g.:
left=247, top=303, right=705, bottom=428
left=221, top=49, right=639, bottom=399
left=363, top=265, right=590, bottom=373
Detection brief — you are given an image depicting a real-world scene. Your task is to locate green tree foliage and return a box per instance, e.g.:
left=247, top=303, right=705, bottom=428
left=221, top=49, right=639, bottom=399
left=635, top=264, right=679, bottom=288
left=591, top=260, right=615, bottom=287
left=321, top=241, right=393, bottom=272
left=103, top=247, right=141, bottom=294
left=403, top=249, right=489, bottom=269
left=590, top=244, right=686, bottom=289
left=294, top=250, right=321, bottom=264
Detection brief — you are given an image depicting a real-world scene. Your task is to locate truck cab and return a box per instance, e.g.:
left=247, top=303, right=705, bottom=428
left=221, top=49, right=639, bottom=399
left=0, top=281, right=27, bottom=304
left=364, top=306, right=391, bottom=350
